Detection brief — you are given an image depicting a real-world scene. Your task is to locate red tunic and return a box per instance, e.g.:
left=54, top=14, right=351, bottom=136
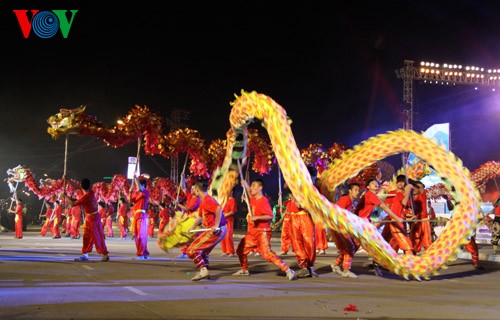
left=250, top=196, right=273, bottom=229
left=354, top=190, right=381, bottom=220
left=199, top=195, right=226, bottom=228
left=74, top=191, right=98, bottom=214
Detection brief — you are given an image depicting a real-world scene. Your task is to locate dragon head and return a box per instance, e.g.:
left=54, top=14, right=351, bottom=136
left=47, top=105, right=87, bottom=139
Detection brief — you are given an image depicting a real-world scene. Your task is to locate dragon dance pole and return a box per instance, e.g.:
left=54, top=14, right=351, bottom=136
left=8, top=181, right=19, bottom=212
left=237, top=159, right=252, bottom=217
left=134, top=137, right=141, bottom=178
left=62, top=134, right=69, bottom=208
left=175, top=154, right=189, bottom=203
left=38, top=199, right=46, bottom=219
left=128, top=138, right=142, bottom=199
left=277, top=167, right=283, bottom=217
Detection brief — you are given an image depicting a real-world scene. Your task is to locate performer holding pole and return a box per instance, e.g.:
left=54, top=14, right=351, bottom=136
left=8, top=190, right=23, bottom=239
left=64, top=177, right=110, bottom=262
left=186, top=180, right=227, bottom=281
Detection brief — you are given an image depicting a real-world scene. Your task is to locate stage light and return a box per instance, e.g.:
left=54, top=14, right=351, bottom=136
left=396, top=59, right=500, bottom=130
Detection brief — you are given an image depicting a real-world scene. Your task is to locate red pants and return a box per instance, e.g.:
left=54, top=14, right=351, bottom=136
left=464, top=236, right=479, bottom=266
left=133, top=213, right=149, bottom=256
left=118, top=216, right=128, bottom=238
left=51, top=217, right=61, bottom=238
left=383, top=222, right=414, bottom=254
left=236, top=228, right=289, bottom=272
left=221, top=217, right=235, bottom=254
left=280, top=215, right=292, bottom=253
left=65, top=217, right=72, bottom=236
left=147, top=218, right=155, bottom=237
left=315, top=220, right=328, bottom=251
left=71, top=218, right=81, bottom=238
left=15, top=214, right=23, bottom=238
left=331, top=231, right=357, bottom=271
left=81, top=213, right=109, bottom=255
left=158, top=220, right=168, bottom=236
left=410, top=220, right=432, bottom=253
left=290, top=211, right=316, bottom=269
left=40, top=219, right=54, bottom=236
left=187, top=226, right=227, bottom=269
left=106, top=217, right=114, bottom=237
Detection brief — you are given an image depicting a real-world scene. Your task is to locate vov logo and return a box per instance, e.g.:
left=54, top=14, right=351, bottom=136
left=13, top=10, right=78, bottom=39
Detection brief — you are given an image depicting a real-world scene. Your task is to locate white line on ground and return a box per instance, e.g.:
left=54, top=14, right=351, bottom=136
left=124, top=286, right=148, bottom=296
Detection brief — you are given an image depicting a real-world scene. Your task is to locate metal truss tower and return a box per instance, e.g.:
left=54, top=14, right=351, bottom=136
left=166, top=109, right=190, bottom=183
left=396, top=60, right=416, bottom=131
left=396, top=59, right=500, bottom=131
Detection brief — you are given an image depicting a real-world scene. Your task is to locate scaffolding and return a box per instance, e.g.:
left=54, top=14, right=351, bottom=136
left=395, top=59, right=500, bottom=131
left=166, top=109, right=190, bottom=183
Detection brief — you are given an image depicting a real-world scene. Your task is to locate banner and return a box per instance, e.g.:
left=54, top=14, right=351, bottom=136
left=408, top=123, right=450, bottom=187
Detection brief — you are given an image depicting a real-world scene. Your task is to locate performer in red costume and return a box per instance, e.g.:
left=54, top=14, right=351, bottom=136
left=157, top=202, right=170, bottom=236
left=354, top=178, right=402, bottom=275
left=129, top=176, right=151, bottom=260
left=51, top=200, right=62, bottom=239
left=382, top=175, right=415, bottom=255
left=117, top=197, right=129, bottom=239
left=289, top=165, right=323, bottom=278
left=410, top=181, right=432, bottom=254
left=176, top=176, right=201, bottom=259
left=98, top=202, right=107, bottom=234
left=64, top=178, right=110, bottom=262
left=274, top=195, right=292, bottom=255
left=147, top=203, right=156, bottom=238
left=444, top=194, right=485, bottom=270
left=220, top=191, right=237, bottom=257
left=233, top=178, right=296, bottom=281
left=287, top=191, right=318, bottom=278
left=69, top=201, right=82, bottom=239
left=39, top=201, right=54, bottom=237
left=331, top=182, right=361, bottom=278
left=105, top=202, right=115, bottom=238
left=8, top=191, right=23, bottom=239
left=187, top=180, right=227, bottom=281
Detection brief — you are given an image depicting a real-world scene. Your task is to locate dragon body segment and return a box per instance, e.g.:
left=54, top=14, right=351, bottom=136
left=229, top=90, right=480, bottom=280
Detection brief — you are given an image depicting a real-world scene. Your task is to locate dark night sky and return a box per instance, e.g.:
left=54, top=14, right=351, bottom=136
left=1, top=1, right=500, bottom=207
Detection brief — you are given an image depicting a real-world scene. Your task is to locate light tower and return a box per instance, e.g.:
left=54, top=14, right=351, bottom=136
left=396, top=59, right=500, bottom=131
left=399, top=60, right=415, bottom=131
left=166, top=109, right=190, bottom=183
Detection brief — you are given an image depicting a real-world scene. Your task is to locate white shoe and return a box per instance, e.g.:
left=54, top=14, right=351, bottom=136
left=191, top=267, right=210, bottom=281
left=331, top=264, right=343, bottom=275
left=286, top=269, right=297, bottom=281
left=232, top=269, right=250, bottom=276
left=74, top=255, right=89, bottom=262
left=342, top=270, right=358, bottom=279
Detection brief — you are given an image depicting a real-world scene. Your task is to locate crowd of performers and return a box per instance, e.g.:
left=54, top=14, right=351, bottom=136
left=274, top=168, right=499, bottom=278
left=6, top=168, right=500, bottom=281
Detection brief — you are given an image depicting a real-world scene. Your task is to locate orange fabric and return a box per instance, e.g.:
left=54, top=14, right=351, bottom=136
left=290, top=210, right=316, bottom=269
left=333, top=195, right=358, bottom=270
left=14, top=203, right=23, bottom=238
left=280, top=214, right=292, bottom=253
left=221, top=197, right=237, bottom=254
left=315, top=221, right=328, bottom=251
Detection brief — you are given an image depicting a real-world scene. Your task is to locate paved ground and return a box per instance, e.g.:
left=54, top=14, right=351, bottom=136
left=0, top=226, right=499, bottom=320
